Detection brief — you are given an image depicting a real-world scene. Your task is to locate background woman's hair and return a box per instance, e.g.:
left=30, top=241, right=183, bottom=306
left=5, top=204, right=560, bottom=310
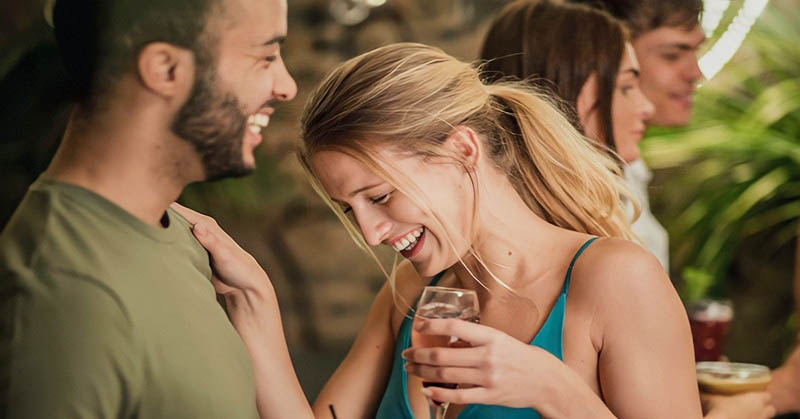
left=479, top=0, right=628, bottom=150
left=298, top=42, right=635, bottom=292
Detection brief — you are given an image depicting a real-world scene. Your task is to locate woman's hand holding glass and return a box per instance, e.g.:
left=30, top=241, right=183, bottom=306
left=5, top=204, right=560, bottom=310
left=702, top=392, right=775, bottom=419
left=411, top=286, right=480, bottom=419
left=403, top=317, right=561, bottom=410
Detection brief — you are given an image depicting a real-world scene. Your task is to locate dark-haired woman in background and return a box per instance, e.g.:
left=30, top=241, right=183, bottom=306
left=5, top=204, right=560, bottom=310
left=479, top=0, right=671, bottom=271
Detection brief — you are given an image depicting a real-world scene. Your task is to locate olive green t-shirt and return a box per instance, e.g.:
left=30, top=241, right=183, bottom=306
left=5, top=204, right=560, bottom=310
left=0, top=178, right=258, bottom=418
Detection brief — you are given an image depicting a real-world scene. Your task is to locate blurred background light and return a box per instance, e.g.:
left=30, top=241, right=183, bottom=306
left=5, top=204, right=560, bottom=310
left=700, top=0, right=769, bottom=80
left=702, top=0, right=731, bottom=36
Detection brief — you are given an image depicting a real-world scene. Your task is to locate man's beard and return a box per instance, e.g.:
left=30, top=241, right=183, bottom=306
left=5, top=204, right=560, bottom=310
left=171, top=57, right=253, bottom=182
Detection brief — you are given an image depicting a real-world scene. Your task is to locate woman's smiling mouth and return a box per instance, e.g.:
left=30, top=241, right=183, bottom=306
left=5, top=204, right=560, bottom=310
left=390, top=226, right=426, bottom=258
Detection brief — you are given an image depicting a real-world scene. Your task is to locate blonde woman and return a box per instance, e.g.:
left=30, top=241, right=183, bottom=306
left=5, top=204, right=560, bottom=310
left=175, top=43, right=701, bottom=418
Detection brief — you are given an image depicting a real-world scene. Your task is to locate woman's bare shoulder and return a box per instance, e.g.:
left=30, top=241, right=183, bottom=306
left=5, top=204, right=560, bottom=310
left=572, top=237, right=669, bottom=289
left=568, top=237, right=680, bottom=322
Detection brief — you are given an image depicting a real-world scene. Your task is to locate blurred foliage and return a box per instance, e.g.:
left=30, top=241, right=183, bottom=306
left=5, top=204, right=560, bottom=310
left=642, top=1, right=800, bottom=301
left=179, top=151, right=304, bottom=221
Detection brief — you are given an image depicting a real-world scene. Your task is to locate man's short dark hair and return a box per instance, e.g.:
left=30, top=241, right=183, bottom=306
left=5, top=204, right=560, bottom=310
left=53, top=0, right=221, bottom=108
left=569, top=0, right=703, bottom=37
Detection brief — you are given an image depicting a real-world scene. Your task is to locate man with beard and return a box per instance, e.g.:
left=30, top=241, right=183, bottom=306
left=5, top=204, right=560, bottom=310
left=0, top=0, right=307, bottom=417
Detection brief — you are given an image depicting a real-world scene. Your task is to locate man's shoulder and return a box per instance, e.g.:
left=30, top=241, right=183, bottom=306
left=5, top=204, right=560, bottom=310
left=1, top=182, right=147, bottom=292
left=1, top=185, right=62, bottom=279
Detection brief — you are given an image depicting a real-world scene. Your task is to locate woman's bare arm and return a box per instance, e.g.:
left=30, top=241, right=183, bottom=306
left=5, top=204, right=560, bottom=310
left=588, top=240, right=702, bottom=418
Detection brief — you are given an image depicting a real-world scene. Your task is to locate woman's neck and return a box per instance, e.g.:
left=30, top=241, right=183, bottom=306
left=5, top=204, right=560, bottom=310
left=450, top=173, right=584, bottom=298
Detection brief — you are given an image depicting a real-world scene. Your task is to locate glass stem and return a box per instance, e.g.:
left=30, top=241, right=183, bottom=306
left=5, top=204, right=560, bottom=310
left=430, top=403, right=448, bottom=419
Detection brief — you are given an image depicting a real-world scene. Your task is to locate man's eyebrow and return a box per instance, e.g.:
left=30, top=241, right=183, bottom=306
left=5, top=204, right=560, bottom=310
left=260, top=36, right=286, bottom=46
left=662, top=39, right=706, bottom=51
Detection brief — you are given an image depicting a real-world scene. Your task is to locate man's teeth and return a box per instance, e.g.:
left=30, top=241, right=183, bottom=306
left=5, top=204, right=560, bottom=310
left=247, top=114, right=270, bottom=134
left=392, top=227, right=424, bottom=252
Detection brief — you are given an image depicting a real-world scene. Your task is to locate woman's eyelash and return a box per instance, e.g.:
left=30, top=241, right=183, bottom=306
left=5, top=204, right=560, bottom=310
left=341, top=191, right=393, bottom=214
left=371, top=193, right=392, bottom=204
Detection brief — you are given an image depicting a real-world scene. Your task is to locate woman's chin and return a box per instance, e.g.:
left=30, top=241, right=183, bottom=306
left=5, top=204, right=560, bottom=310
left=410, top=260, right=438, bottom=278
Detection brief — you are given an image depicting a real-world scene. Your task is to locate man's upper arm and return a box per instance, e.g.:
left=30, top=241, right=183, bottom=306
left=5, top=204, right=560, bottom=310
left=2, top=271, right=143, bottom=418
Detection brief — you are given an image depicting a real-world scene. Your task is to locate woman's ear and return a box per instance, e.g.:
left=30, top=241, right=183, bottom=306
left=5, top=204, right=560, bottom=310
left=137, top=42, right=195, bottom=103
left=575, top=73, right=597, bottom=131
left=445, top=125, right=481, bottom=169
left=576, top=73, right=601, bottom=140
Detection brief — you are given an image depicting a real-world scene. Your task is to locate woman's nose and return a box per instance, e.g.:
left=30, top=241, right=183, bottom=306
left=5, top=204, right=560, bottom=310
left=355, top=210, right=391, bottom=246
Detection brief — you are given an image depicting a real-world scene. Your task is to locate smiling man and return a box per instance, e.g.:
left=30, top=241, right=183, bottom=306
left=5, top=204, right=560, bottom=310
left=0, top=0, right=303, bottom=417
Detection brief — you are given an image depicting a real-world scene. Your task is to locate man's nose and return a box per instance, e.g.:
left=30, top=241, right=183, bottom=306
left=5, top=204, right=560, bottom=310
left=640, top=92, right=655, bottom=120
left=274, top=61, right=297, bottom=102
left=686, top=54, right=704, bottom=83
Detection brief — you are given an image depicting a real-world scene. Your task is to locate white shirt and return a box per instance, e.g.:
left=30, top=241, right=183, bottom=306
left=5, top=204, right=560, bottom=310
left=625, top=159, right=670, bottom=271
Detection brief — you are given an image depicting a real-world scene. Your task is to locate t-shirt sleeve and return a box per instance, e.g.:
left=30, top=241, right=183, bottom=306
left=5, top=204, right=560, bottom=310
left=2, top=270, right=144, bottom=418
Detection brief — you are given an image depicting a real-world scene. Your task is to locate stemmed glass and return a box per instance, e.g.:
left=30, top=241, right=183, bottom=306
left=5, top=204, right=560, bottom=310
left=411, top=286, right=480, bottom=419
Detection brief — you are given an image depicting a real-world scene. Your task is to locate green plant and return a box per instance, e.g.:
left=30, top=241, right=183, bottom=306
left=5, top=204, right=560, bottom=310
left=641, top=1, right=800, bottom=301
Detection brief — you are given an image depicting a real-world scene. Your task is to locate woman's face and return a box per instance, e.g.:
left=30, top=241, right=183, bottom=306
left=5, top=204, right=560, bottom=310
left=311, top=149, right=474, bottom=277
left=610, top=43, right=655, bottom=162
left=577, top=43, right=654, bottom=163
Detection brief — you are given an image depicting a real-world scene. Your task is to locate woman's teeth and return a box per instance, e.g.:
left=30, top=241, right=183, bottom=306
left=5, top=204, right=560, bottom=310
left=247, top=114, right=270, bottom=134
left=392, top=227, right=424, bottom=252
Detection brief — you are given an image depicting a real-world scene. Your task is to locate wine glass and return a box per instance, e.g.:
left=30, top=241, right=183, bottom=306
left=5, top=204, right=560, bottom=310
left=411, top=286, right=480, bottom=419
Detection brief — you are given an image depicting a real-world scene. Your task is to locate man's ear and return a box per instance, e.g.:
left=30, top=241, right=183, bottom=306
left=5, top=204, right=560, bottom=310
left=137, top=42, right=195, bottom=101
left=444, top=125, right=481, bottom=169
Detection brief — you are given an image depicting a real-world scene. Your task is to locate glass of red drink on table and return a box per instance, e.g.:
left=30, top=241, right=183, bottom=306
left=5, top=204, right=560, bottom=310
left=412, top=286, right=480, bottom=419
left=687, top=299, right=734, bottom=362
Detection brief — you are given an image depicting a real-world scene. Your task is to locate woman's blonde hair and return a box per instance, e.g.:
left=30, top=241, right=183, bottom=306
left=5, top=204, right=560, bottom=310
left=298, top=43, right=636, bottom=295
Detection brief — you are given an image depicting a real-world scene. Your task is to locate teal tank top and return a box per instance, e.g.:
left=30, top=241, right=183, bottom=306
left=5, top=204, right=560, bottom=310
left=375, top=237, right=597, bottom=419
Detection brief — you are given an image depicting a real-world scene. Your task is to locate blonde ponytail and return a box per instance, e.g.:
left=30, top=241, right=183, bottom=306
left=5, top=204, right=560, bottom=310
left=485, top=83, right=637, bottom=240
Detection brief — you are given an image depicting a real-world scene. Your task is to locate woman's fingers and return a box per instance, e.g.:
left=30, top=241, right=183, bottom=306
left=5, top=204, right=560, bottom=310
left=171, top=203, right=234, bottom=239
left=171, top=203, right=272, bottom=297
left=413, top=318, right=496, bottom=347
left=402, top=345, right=484, bottom=368
left=170, top=203, right=239, bottom=254
left=422, top=385, right=491, bottom=406
left=211, top=274, right=236, bottom=294
left=756, top=392, right=776, bottom=419
left=405, top=364, right=485, bottom=387
left=170, top=202, right=206, bottom=225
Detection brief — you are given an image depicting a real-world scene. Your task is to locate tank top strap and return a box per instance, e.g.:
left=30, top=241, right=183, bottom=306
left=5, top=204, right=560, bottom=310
left=401, top=271, right=447, bottom=319
left=562, top=237, right=598, bottom=295
left=429, top=271, right=445, bottom=286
